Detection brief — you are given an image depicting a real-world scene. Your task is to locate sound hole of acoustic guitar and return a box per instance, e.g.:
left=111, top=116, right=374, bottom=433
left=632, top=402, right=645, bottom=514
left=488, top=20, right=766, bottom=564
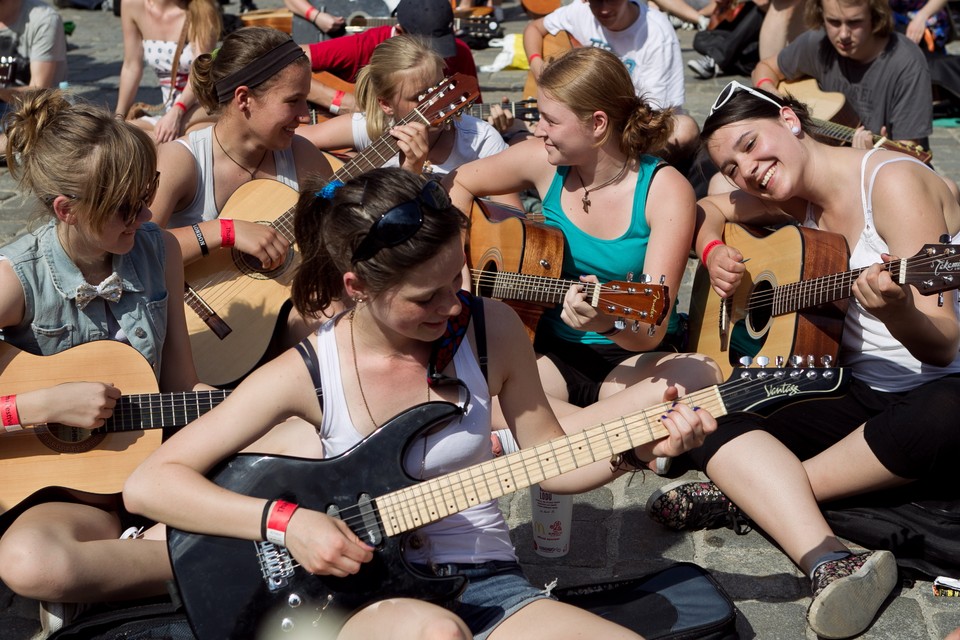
left=35, top=425, right=106, bottom=454
left=473, top=262, right=498, bottom=298
left=726, top=278, right=774, bottom=368
left=233, top=245, right=296, bottom=280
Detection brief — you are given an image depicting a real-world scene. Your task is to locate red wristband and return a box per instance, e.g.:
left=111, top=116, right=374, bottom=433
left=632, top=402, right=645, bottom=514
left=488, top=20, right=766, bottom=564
left=329, top=89, right=345, bottom=115
left=528, top=53, right=542, bottom=63
left=701, top=239, right=724, bottom=265
left=265, top=500, right=299, bottom=546
left=305, top=6, right=316, bottom=21
left=755, top=77, right=775, bottom=89
left=1, top=395, right=22, bottom=431
left=220, top=218, right=235, bottom=248
left=173, top=101, right=188, bottom=113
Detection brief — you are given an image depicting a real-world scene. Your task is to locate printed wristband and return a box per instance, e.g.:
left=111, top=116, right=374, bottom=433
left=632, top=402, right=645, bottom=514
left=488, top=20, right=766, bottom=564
left=266, top=500, right=299, bottom=546
left=329, top=90, right=345, bottom=115
left=755, top=77, right=775, bottom=89
left=528, top=53, right=542, bottom=63
left=220, top=218, right=236, bottom=248
left=192, top=224, right=209, bottom=256
left=701, top=239, right=724, bottom=265
left=173, top=101, right=188, bottom=113
left=1, top=395, right=22, bottom=431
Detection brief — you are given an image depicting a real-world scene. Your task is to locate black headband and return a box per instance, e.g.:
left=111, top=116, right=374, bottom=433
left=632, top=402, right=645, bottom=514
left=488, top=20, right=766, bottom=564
left=214, top=39, right=305, bottom=104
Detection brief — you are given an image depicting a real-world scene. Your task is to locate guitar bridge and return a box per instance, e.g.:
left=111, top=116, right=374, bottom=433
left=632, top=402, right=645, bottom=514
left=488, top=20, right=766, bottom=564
left=255, top=540, right=296, bottom=592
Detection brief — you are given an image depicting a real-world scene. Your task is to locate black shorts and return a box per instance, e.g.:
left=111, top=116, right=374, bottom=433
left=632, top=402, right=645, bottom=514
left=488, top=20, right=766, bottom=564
left=534, top=327, right=686, bottom=408
left=685, top=373, right=960, bottom=481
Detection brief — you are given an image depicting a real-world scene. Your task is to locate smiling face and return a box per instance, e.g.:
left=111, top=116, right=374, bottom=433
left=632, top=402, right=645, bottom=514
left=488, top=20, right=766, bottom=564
left=705, top=115, right=804, bottom=200
left=820, top=0, right=880, bottom=61
left=247, top=62, right=311, bottom=149
left=534, top=89, right=598, bottom=166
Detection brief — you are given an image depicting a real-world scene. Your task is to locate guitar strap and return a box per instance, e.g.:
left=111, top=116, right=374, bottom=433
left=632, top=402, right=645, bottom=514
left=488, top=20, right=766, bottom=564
left=428, top=290, right=487, bottom=385
left=294, top=337, right=324, bottom=411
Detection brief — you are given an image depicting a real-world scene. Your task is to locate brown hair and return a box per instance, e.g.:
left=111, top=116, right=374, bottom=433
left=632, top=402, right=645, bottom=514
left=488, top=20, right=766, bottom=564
left=4, top=89, right=157, bottom=233
left=355, top=35, right=444, bottom=140
left=191, top=27, right=309, bottom=114
left=292, top=168, right=468, bottom=316
left=804, top=0, right=893, bottom=37
left=539, top=47, right=674, bottom=157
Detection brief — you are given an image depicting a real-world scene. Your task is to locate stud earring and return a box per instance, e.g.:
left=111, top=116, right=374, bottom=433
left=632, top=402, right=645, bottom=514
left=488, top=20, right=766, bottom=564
left=791, top=126, right=801, bottom=135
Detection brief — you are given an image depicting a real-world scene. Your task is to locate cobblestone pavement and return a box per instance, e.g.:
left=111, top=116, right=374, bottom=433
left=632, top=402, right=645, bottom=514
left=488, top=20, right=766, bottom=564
left=1, top=2, right=959, bottom=638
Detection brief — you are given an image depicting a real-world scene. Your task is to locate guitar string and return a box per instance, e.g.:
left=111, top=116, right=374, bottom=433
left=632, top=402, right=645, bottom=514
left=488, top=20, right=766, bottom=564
left=734, top=252, right=952, bottom=313
left=324, top=373, right=823, bottom=533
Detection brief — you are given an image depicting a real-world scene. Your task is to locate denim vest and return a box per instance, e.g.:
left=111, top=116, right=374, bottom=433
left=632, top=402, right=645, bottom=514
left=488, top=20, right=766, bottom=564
left=0, top=220, right=169, bottom=375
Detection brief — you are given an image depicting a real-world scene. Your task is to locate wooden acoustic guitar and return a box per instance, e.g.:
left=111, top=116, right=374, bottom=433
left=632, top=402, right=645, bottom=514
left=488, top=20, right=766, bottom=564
left=0, top=341, right=232, bottom=512
left=779, top=78, right=933, bottom=163
left=168, top=364, right=849, bottom=639
left=467, top=199, right=564, bottom=339
left=523, top=31, right=579, bottom=99
left=688, top=223, right=960, bottom=378
left=185, top=74, right=480, bottom=385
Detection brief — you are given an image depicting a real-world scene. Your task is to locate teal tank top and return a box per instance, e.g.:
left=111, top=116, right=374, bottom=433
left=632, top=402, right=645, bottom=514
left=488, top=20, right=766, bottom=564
left=538, top=154, right=679, bottom=344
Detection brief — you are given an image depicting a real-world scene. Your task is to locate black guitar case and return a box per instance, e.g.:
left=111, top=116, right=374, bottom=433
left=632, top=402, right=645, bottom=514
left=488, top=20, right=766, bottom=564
left=49, top=563, right=738, bottom=640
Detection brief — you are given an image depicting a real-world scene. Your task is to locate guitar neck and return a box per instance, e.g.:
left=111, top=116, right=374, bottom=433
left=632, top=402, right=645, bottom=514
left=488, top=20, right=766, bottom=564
left=471, top=270, right=588, bottom=306
left=97, top=389, right=231, bottom=433
left=331, top=107, right=429, bottom=183
left=771, top=257, right=906, bottom=316
left=809, top=117, right=931, bottom=163
left=467, top=102, right=527, bottom=120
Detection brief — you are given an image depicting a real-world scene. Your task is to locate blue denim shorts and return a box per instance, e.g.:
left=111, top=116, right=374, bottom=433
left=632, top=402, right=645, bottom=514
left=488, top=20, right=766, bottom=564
left=418, top=560, right=554, bottom=639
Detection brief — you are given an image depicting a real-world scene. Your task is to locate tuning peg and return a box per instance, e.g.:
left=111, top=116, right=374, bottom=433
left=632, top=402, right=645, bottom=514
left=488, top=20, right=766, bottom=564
left=755, top=356, right=769, bottom=368
left=938, top=291, right=945, bottom=307
left=941, top=233, right=952, bottom=244
left=789, top=355, right=803, bottom=367
left=640, top=273, right=652, bottom=284
left=776, top=356, right=784, bottom=368
left=821, top=355, right=833, bottom=367
left=806, top=355, right=815, bottom=367
left=739, top=356, right=753, bottom=367
left=625, top=272, right=635, bottom=283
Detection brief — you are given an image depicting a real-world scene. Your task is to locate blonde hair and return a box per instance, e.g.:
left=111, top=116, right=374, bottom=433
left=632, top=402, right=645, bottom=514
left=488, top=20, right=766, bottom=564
left=539, top=47, right=674, bottom=157
left=4, top=89, right=157, bottom=233
left=355, top=35, right=444, bottom=140
left=185, top=0, right=222, bottom=48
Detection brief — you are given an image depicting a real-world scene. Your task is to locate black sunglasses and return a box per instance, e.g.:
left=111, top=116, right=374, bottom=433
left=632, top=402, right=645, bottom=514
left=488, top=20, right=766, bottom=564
left=350, top=179, right=450, bottom=263
left=118, top=171, right=161, bottom=226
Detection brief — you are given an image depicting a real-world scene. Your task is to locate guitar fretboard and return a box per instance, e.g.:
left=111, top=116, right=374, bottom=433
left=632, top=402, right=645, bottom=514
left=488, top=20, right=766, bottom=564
left=471, top=270, right=596, bottom=306
left=94, top=389, right=231, bottom=433
left=809, top=117, right=931, bottom=163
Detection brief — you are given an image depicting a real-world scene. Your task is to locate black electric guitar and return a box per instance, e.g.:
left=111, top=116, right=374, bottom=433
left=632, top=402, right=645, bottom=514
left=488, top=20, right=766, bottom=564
left=168, top=364, right=849, bottom=639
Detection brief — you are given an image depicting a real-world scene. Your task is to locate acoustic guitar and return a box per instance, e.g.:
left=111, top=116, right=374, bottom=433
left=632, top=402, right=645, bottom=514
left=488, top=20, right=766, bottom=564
left=168, top=364, right=849, bottom=639
left=522, top=0, right=562, bottom=16
left=0, top=341, right=231, bottom=512
left=522, top=31, right=579, bottom=99
left=185, top=74, right=480, bottom=385
left=687, top=223, right=960, bottom=378
left=467, top=199, right=564, bottom=339
left=778, top=78, right=934, bottom=162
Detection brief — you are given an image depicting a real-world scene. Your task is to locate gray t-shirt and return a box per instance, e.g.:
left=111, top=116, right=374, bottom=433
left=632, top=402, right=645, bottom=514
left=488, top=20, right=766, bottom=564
left=777, top=30, right=931, bottom=143
left=0, top=0, right=67, bottom=86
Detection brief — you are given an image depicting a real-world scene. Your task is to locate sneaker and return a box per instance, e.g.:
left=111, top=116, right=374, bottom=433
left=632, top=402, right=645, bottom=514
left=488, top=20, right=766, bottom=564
left=38, top=601, right=89, bottom=638
left=697, top=14, right=711, bottom=30
left=807, top=550, right=898, bottom=639
left=687, top=55, right=720, bottom=80
left=646, top=480, right=751, bottom=534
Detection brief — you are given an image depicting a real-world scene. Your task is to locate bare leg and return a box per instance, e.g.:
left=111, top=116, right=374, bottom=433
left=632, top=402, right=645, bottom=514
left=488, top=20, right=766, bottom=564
left=489, top=599, right=641, bottom=639
left=339, top=598, right=471, bottom=640
left=803, top=426, right=910, bottom=503
left=0, top=502, right=171, bottom=602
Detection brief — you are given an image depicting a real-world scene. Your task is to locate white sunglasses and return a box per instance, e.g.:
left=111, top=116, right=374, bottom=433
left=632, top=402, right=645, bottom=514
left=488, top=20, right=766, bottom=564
left=710, top=81, right=785, bottom=116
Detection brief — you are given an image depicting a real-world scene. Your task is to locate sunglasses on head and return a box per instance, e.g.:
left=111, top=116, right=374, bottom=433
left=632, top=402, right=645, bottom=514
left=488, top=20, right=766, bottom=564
left=710, top=81, right=785, bottom=116
left=350, top=179, right=451, bottom=263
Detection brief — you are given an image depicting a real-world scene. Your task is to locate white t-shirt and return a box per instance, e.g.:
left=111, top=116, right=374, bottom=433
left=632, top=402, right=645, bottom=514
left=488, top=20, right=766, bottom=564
left=350, top=113, right=508, bottom=177
left=542, top=0, right=685, bottom=110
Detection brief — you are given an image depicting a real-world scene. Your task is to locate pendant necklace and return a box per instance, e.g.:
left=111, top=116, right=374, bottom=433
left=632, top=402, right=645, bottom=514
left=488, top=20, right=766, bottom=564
left=213, top=124, right=268, bottom=181
left=349, top=309, right=431, bottom=478
left=575, top=160, right=629, bottom=213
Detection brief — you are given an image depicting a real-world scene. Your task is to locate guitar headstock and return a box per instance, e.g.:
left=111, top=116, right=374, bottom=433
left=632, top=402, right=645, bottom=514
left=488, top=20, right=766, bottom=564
left=514, top=99, right=540, bottom=123
left=900, top=243, right=960, bottom=296
left=416, top=74, right=480, bottom=128
left=720, top=355, right=848, bottom=416
left=600, top=279, right=670, bottom=327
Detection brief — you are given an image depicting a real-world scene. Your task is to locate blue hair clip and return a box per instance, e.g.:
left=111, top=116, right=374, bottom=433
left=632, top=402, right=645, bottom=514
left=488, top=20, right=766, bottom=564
left=316, top=180, right=344, bottom=200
